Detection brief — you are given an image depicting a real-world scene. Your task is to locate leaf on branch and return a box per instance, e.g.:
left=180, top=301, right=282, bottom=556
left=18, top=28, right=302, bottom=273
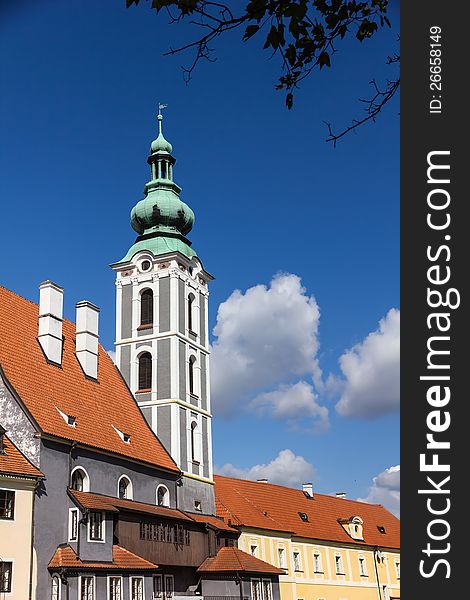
left=243, top=24, right=260, bottom=41
left=318, top=51, right=331, bottom=69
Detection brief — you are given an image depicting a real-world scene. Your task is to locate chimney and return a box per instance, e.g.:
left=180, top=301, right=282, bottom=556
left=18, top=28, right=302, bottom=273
left=302, top=482, right=314, bottom=498
left=257, top=478, right=268, bottom=483
left=336, top=492, right=347, bottom=499
left=38, top=281, right=64, bottom=365
left=75, top=301, right=100, bottom=379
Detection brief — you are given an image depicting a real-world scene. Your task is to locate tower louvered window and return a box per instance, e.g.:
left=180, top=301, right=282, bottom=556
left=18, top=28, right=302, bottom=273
left=140, top=289, right=153, bottom=326
left=138, top=352, right=152, bottom=390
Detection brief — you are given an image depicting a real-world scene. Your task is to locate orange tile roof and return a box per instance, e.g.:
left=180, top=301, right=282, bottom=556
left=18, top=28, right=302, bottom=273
left=0, top=435, right=44, bottom=478
left=69, top=489, right=194, bottom=522
left=48, top=544, right=157, bottom=570
left=198, top=547, right=284, bottom=574
left=68, top=490, right=239, bottom=533
left=183, top=511, right=239, bottom=533
left=214, top=475, right=400, bottom=549
left=0, top=286, right=178, bottom=473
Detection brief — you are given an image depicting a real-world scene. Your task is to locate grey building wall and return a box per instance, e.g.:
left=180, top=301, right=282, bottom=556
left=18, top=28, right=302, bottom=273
left=202, top=417, right=209, bottom=479
left=178, top=474, right=215, bottom=515
left=178, top=279, right=185, bottom=334
left=119, top=344, right=131, bottom=387
left=121, top=284, right=133, bottom=339
left=141, top=406, right=152, bottom=428
left=159, top=276, right=170, bottom=332
left=200, top=354, right=207, bottom=411
left=156, top=405, right=172, bottom=453
left=50, top=573, right=155, bottom=600
left=199, top=292, right=206, bottom=347
left=157, top=338, right=171, bottom=399
left=34, top=439, right=178, bottom=599
left=179, top=341, right=186, bottom=401
left=179, top=407, right=188, bottom=471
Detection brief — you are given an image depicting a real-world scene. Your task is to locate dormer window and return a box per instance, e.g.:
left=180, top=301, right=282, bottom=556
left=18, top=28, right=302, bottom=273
left=377, top=525, right=386, bottom=534
left=339, top=515, right=364, bottom=541
left=113, top=425, right=131, bottom=444
left=56, top=407, right=76, bottom=427
left=298, top=512, right=309, bottom=522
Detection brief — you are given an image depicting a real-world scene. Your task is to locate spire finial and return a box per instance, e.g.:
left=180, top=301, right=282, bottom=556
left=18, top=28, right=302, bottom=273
left=157, top=102, right=168, bottom=134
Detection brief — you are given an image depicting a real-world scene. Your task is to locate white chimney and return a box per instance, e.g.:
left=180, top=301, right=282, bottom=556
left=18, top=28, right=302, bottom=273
left=336, top=492, right=347, bottom=499
left=38, top=281, right=64, bottom=365
left=75, top=301, right=100, bottom=379
left=302, top=482, right=314, bottom=498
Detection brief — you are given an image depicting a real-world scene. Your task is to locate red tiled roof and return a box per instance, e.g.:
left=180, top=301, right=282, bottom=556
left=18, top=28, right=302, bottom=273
left=198, top=547, right=284, bottom=574
left=183, top=511, right=239, bottom=533
left=68, top=490, right=240, bottom=533
left=0, top=435, right=44, bottom=478
left=69, top=489, right=194, bottom=522
left=48, top=544, right=157, bottom=570
left=214, top=475, right=400, bottom=549
left=0, top=286, right=178, bottom=473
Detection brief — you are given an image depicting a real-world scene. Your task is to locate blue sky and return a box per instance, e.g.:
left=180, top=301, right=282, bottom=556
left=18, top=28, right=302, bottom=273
left=0, top=1, right=399, bottom=512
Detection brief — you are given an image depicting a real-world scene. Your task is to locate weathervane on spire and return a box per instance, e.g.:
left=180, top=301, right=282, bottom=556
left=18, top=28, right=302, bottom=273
left=157, top=102, right=168, bottom=134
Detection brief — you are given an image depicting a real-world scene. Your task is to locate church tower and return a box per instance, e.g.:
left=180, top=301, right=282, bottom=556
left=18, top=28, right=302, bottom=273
left=112, top=108, right=215, bottom=514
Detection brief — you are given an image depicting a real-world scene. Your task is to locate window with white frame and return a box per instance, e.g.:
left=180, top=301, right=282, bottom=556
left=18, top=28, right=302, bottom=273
left=131, top=577, right=144, bottom=600
left=0, top=561, right=12, bottom=593
left=335, top=554, right=345, bottom=575
left=156, top=485, right=170, bottom=507
left=153, top=574, right=163, bottom=598
left=88, top=511, right=104, bottom=541
left=51, top=574, right=61, bottom=600
left=359, top=556, right=368, bottom=576
left=80, top=576, right=95, bottom=600
left=395, top=561, right=400, bottom=579
left=118, top=475, right=133, bottom=500
left=109, top=576, right=123, bottom=600
left=293, top=551, right=302, bottom=572
left=188, top=293, right=195, bottom=333
left=164, top=574, right=174, bottom=599
left=189, top=356, right=197, bottom=396
left=190, top=420, right=200, bottom=462
left=69, top=508, right=79, bottom=542
left=251, top=579, right=262, bottom=600
left=278, top=547, right=286, bottom=568
left=262, top=579, right=272, bottom=600
left=0, top=489, right=15, bottom=519
left=71, top=467, right=90, bottom=492
left=313, top=551, right=323, bottom=573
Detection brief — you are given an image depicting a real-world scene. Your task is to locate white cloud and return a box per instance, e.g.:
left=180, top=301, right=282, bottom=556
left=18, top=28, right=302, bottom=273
left=211, top=274, right=324, bottom=422
left=358, top=465, right=400, bottom=517
left=335, top=308, right=400, bottom=418
left=216, top=449, right=316, bottom=489
left=250, top=381, right=329, bottom=432
left=107, top=349, right=116, bottom=364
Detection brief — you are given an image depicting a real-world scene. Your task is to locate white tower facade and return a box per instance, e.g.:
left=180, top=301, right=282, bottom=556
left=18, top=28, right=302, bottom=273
left=112, top=111, right=215, bottom=514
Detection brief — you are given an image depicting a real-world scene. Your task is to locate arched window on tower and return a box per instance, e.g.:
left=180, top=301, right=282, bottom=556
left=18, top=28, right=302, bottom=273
left=189, top=355, right=197, bottom=396
left=188, top=294, right=195, bottom=333
left=140, top=289, right=153, bottom=327
left=160, top=161, right=168, bottom=179
left=138, top=352, right=152, bottom=391
left=190, top=421, right=199, bottom=463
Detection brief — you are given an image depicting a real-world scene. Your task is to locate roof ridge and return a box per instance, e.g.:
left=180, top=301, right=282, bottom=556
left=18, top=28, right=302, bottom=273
left=215, top=474, right=393, bottom=509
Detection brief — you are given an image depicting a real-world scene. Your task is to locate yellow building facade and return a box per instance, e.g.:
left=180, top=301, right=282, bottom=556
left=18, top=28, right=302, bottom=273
left=214, top=475, right=400, bottom=600
left=0, top=430, right=43, bottom=599
left=237, top=528, right=400, bottom=600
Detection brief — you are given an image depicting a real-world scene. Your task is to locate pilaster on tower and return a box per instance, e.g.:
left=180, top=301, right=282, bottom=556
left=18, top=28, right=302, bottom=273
left=111, top=108, right=215, bottom=514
